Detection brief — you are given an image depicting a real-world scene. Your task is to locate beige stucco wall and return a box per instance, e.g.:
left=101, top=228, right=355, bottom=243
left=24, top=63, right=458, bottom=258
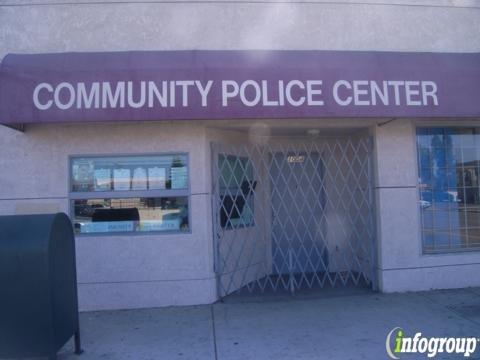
left=0, top=122, right=217, bottom=310
left=374, top=119, right=480, bottom=293
left=1, top=0, right=480, bottom=58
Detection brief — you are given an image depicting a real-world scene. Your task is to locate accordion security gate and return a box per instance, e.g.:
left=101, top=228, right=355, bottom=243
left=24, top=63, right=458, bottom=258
left=211, top=136, right=376, bottom=297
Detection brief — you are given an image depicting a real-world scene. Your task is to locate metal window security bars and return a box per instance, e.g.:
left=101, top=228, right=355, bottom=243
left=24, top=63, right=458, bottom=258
left=211, top=135, right=376, bottom=298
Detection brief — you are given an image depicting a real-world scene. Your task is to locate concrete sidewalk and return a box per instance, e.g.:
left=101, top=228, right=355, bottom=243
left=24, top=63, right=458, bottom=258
left=55, top=288, right=480, bottom=360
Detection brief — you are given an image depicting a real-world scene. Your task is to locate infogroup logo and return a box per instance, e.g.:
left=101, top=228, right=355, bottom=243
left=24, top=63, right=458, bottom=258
left=385, top=327, right=479, bottom=358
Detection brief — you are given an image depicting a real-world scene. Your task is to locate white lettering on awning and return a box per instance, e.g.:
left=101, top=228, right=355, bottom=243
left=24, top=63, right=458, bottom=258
left=32, top=79, right=439, bottom=111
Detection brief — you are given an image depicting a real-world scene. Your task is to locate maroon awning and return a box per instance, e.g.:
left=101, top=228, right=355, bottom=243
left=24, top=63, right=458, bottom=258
left=0, top=50, right=479, bottom=124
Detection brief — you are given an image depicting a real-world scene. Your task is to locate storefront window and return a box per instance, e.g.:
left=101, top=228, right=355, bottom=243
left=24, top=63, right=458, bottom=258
left=417, top=128, right=480, bottom=253
left=70, top=154, right=189, bottom=234
left=218, top=154, right=256, bottom=229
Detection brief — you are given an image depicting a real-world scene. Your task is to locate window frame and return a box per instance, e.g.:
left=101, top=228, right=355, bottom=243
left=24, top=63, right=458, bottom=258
left=415, top=125, right=480, bottom=254
left=68, top=152, right=191, bottom=237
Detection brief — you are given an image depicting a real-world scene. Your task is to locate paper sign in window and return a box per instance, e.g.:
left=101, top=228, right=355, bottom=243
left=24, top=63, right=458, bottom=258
left=113, top=169, right=131, bottom=191
left=171, top=167, right=188, bottom=189
left=132, top=167, right=147, bottom=190
left=148, top=167, right=166, bottom=189
left=94, top=169, right=111, bottom=191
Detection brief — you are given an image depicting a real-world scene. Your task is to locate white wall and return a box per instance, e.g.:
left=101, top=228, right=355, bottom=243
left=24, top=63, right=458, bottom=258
left=1, top=0, right=480, bottom=59
left=374, top=119, right=480, bottom=293
left=0, top=122, right=217, bottom=310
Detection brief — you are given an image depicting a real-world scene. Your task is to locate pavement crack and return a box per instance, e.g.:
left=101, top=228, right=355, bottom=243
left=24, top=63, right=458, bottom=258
left=211, top=305, right=219, bottom=360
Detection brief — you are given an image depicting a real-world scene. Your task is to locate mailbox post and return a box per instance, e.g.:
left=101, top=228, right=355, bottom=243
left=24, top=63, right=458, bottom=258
left=0, top=213, right=83, bottom=360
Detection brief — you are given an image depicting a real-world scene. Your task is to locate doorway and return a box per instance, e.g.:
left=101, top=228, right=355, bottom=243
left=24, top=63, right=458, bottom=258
left=270, top=151, right=329, bottom=291
left=211, top=134, right=376, bottom=297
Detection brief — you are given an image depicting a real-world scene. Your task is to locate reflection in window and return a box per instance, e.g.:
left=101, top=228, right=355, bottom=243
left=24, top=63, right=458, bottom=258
left=73, top=197, right=189, bottom=234
left=417, top=128, right=480, bottom=253
left=218, top=154, right=256, bottom=229
left=70, top=154, right=189, bottom=235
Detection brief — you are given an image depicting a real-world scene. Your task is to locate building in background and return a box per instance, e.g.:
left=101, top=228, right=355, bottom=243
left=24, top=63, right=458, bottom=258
left=0, top=0, right=480, bottom=311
